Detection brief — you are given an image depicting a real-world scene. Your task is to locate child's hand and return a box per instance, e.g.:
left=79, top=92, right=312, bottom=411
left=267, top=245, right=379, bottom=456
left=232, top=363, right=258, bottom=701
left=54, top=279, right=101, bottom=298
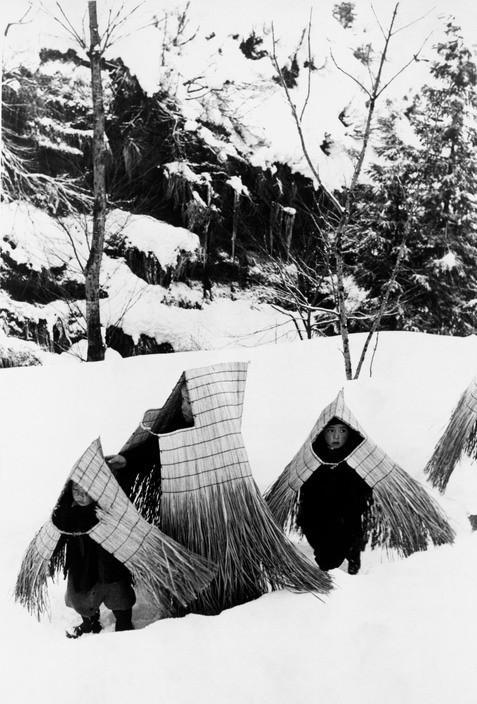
left=105, top=454, right=127, bottom=470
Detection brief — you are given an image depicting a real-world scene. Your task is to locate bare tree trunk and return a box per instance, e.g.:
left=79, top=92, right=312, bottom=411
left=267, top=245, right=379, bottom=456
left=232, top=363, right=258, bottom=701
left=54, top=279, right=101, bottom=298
left=353, top=222, right=411, bottom=378
left=85, top=0, right=106, bottom=361
left=331, top=3, right=400, bottom=379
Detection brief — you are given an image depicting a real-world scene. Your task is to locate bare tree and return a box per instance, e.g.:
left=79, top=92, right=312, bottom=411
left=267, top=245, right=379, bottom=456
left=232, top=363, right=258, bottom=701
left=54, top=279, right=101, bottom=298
left=44, top=0, right=148, bottom=361
left=271, top=3, right=429, bottom=378
left=84, top=0, right=107, bottom=361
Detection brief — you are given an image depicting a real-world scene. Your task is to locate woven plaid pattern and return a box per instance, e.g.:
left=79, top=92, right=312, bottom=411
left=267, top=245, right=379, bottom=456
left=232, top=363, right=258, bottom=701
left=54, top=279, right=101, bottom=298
left=288, top=390, right=394, bottom=491
left=33, top=521, right=61, bottom=561
left=160, top=362, right=252, bottom=493
left=425, top=375, right=477, bottom=492
left=266, top=389, right=455, bottom=555
left=120, top=375, right=186, bottom=454
left=128, top=361, right=332, bottom=615
left=67, top=438, right=159, bottom=561
left=15, top=438, right=217, bottom=619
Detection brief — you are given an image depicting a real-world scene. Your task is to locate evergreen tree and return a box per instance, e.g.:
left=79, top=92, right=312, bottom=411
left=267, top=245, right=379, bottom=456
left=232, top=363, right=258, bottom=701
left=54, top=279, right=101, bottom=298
left=350, top=22, right=477, bottom=334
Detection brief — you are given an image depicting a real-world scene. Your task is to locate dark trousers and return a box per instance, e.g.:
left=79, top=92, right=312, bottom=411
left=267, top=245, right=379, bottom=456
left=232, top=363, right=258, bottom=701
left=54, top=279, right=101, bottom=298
left=303, top=513, right=364, bottom=571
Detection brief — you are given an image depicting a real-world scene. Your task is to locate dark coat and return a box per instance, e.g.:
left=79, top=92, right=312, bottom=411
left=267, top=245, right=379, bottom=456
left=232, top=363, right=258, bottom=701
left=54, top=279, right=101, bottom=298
left=52, top=486, right=132, bottom=593
left=118, top=409, right=193, bottom=492
left=115, top=411, right=193, bottom=525
left=296, top=434, right=373, bottom=570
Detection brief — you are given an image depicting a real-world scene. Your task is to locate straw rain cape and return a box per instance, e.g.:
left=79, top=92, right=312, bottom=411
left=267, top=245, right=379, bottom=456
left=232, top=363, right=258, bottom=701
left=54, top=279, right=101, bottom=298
left=265, top=390, right=455, bottom=556
left=120, top=361, right=332, bottom=616
left=424, top=374, right=477, bottom=492
left=14, top=438, right=217, bottom=619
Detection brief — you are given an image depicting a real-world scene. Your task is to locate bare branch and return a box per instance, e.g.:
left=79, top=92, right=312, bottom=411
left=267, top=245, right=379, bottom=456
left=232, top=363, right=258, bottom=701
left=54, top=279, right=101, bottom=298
left=270, top=25, right=343, bottom=215
left=101, top=2, right=146, bottom=51
left=393, top=9, right=435, bottom=36
left=299, top=9, right=314, bottom=122
left=53, top=2, right=87, bottom=48
left=330, top=50, right=371, bottom=97
left=376, top=33, right=431, bottom=98
left=370, top=3, right=389, bottom=41
left=4, top=4, right=35, bottom=37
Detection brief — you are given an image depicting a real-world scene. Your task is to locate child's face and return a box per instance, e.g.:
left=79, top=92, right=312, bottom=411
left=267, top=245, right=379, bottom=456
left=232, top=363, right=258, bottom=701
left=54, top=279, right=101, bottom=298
left=71, top=483, right=94, bottom=506
left=323, top=423, right=350, bottom=450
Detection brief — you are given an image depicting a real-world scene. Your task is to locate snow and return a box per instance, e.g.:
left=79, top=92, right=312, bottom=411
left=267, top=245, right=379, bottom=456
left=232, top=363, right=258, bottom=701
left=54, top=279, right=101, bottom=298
left=107, top=209, right=200, bottom=268
left=3, top=0, right=475, bottom=192
left=435, top=251, right=459, bottom=272
left=0, top=199, right=301, bottom=352
left=3, top=1, right=477, bottom=700
left=1, top=201, right=78, bottom=272
left=0, top=201, right=200, bottom=276
left=2, top=331, right=477, bottom=704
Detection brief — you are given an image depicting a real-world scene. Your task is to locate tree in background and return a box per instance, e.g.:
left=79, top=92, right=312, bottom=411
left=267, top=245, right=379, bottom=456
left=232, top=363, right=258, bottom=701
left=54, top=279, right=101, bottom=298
left=350, top=21, right=477, bottom=336
left=271, top=3, right=425, bottom=378
left=1, top=6, right=92, bottom=214
left=85, top=0, right=107, bottom=361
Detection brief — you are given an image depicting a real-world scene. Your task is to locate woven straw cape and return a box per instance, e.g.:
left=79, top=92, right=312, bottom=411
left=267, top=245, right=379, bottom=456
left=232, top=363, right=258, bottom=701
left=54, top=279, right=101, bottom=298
left=14, top=438, right=217, bottom=619
left=119, top=361, right=332, bottom=615
left=265, top=390, right=455, bottom=556
left=425, top=375, right=477, bottom=492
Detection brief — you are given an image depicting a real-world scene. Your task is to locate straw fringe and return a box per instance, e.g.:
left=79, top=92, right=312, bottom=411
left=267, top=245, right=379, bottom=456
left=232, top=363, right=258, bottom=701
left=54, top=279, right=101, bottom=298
left=94, top=507, right=217, bottom=613
left=14, top=437, right=218, bottom=619
left=266, top=464, right=454, bottom=557
left=14, top=522, right=64, bottom=619
left=161, top=478, right=332, bottom=616
left=425, top=377, right=477, bottom=492
left=142, top=362, right=333, bottom=615
left=366, top=466, right=455, bottom=554
left=265, top=390, right=455, bottom=555
left=264, top=467, right=299, bottom=532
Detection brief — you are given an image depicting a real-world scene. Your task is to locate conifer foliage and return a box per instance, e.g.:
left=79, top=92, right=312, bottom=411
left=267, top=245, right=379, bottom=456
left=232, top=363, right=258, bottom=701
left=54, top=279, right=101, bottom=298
left=2, top=12, right=477, bottom=360
left=349, top=23, right=477, bottom=334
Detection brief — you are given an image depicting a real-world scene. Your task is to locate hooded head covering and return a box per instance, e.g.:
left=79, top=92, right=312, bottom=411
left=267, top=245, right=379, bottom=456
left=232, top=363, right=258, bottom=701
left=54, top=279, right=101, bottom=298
left=15, top=438, right=217, bottom=619
left=265, top=390, right=455, bottom=556
left=119, top=361, right=332, bottom=615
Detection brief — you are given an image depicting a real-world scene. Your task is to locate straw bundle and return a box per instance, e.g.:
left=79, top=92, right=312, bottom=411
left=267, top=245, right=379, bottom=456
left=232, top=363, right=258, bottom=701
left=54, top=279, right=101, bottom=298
left=265, top=390, right=455, bottom=557
left=14, top=521, right=65, bottom=619
left=122, top=361, right=332, bottom=615
left=424, top=375, right=477, bottom=492
left=15, top=438, right=217, bottom=619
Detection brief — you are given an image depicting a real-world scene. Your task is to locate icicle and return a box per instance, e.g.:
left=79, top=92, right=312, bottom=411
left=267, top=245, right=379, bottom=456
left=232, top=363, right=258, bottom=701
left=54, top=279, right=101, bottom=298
left=231, top=190, right=240, bottom=262
left=283, top=206, right=296, bottom=261
left=269, top=202, right=283, bottom=255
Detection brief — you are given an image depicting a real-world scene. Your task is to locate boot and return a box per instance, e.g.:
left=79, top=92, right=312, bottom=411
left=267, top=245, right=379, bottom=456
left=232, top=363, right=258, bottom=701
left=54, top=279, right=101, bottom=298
left=66, top=612, right=102, bottom=639
left=113, top=608, right=134, bottom=632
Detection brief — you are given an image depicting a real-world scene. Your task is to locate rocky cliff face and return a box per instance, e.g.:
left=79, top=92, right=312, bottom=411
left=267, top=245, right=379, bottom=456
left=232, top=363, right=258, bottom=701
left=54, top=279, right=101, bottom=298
left=1, top=49, right=328, bottom=362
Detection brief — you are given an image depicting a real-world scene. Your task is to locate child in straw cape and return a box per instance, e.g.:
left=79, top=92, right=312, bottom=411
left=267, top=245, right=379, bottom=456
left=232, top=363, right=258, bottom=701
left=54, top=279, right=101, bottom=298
left=112, top=361, right=332, bottom=616
left=14, top=439, right=218, bottom=633
left=265, top=389, right=455, bottom=569
left=52, top=480, right=135, bottom=638
left=106, top=383, right=194, bottom=514
left=297, top=418, right=373, bottom=575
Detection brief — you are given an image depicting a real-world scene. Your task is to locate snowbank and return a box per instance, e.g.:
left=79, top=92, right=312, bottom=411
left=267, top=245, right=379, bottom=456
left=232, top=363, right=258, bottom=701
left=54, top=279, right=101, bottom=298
left=1, top=331, right=477, bottom=703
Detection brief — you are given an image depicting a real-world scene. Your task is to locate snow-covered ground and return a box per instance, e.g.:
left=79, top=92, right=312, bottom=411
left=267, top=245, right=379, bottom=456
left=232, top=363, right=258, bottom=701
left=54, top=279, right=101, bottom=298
left=2, top=2, right=477, bottom=701
left=2, top=330, right=477, bottom=704
left=0, top=199, right=300, bottom=355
